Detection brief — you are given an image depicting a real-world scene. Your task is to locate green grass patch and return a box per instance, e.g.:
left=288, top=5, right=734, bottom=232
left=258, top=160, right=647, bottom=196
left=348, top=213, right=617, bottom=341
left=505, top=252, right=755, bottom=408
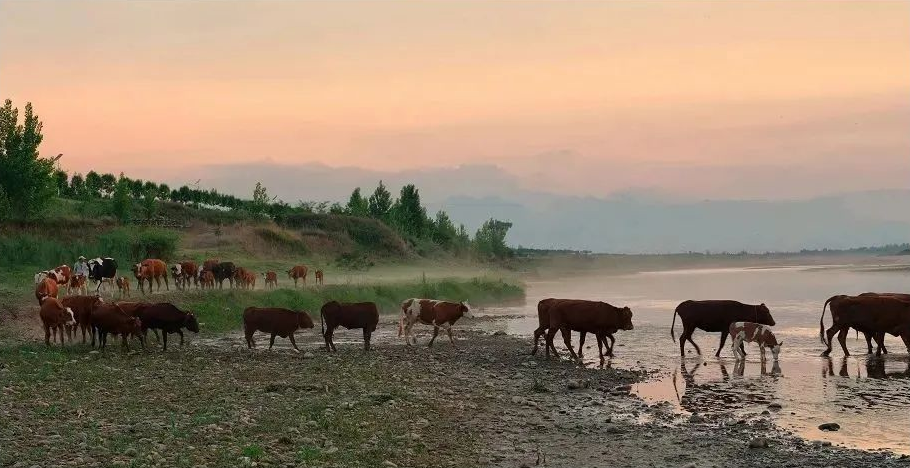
left=0, top=226, right=179, bottom=266
left=172, top=277, right=524, bottom=333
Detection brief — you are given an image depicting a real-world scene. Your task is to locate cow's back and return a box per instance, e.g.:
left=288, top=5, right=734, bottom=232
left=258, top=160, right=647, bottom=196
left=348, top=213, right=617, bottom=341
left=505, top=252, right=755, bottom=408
left=332, top=302, right=379, bottom=330
left=550, top=300, right=623, bottom=331
left=676, top=300, right=760, bottom=332
left=243, top=307, right=299, bottom=335
left=139, top=303, right=186, bottom=329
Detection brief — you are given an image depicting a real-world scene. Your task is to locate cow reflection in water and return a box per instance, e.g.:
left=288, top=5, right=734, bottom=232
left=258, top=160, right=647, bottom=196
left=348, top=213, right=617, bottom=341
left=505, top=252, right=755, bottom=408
left=673, top=358, right=782, bottom=413
left=824, top=357, right=910, bottom=379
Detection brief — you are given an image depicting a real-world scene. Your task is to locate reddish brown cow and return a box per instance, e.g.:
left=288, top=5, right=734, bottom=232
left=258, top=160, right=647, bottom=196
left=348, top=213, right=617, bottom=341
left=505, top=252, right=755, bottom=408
left=61, top=295, right=104, bottom=343
left=69, top=274, right=88, bottom=296
left=39, top=297, right=77, bottom=346
left=545, top=300, right=634, bottom=362
left=179, top=261, right=199, bottom=288
left=91, top=303, right=144, bottom=350
left=820, top=295, right=910, bottom=357
left=671, top=300, right=775, bottom=357
left=199, top=270, right=215, bottom=289
left=287, top=265, right=308, bottom=287
left=321, top=301, right=379, bottom=351
left=116, top=276, right=131, bottom=298
left=243, top=307, right=314, bottom=352
left=133, top=259, right=169, bottom=294
left=398, top=298, right=472, bottom=347
left=531, top=298, right=614, bottom=357
left=263, top=271, right=278, bottom=290
left=315, top=269, right=324, bottom=286
left=35, top=277, right=59, bottom=305
left=53, top=264, right=72, bottom=293
left=233, top=267, right=256, bottom=290
left=201, top=259, right=220, bottom=273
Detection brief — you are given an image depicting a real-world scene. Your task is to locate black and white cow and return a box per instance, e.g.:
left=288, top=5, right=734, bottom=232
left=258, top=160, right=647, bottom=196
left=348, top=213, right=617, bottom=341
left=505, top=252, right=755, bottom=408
left=87, top=257, right=118, bottom=294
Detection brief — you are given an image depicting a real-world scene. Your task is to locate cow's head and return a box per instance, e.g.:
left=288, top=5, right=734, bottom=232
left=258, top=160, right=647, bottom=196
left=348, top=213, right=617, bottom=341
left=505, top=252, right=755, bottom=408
left=770, top=341, right=782, bottom=361
left=184, top=313, right=200, bottom=333
left=619, top=306, right=634, bottom=330
left=297, top=311, right=315, bottom=329
left=171, top=264, right=182, bottom=276
left=756, top=303, right=775, bottom=326
left=460, top=301, right=474, bottom=318
left=64, top=307, right=77, bottom=326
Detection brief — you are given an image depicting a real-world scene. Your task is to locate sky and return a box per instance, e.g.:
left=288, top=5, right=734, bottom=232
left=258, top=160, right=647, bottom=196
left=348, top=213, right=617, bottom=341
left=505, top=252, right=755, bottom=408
left=1, top=0, right=908, bottom=200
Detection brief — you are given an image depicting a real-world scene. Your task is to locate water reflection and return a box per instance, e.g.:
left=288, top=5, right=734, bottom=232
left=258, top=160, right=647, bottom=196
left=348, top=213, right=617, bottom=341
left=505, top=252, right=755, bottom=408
left=823, top=356, right=910, bottom=380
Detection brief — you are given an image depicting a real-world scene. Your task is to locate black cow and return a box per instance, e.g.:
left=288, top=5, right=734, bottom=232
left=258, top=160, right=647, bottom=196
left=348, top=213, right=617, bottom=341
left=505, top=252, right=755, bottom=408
left=212, top=262, right=237, bottom=289
left=87, top=257, right=117, bottom=294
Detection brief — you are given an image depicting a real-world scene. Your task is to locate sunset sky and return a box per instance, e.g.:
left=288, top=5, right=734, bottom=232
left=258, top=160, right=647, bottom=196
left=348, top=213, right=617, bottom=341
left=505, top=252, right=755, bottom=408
left=1, top=0, right=908, bottom=200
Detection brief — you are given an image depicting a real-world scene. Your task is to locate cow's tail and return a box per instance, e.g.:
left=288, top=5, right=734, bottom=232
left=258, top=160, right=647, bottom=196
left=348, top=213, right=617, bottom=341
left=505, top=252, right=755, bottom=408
left=670, top=307, right=678, bottom=341
left=820, top=297, right=833, bottom=346
left=320, top=308, right=325, bottom=338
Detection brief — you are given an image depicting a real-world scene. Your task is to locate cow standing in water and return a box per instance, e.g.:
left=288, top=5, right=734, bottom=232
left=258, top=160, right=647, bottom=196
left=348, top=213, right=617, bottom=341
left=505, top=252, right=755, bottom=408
left=543, top=299, right=634, bottom=362
left=729, top=322, right=783, bottom=362
left=671, top=300, right=775, bottom=357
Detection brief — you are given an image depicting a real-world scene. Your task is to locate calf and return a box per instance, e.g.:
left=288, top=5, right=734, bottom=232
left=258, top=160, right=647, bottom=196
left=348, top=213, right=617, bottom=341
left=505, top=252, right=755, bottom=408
left=730, top=322, right=783, bottom=362
left=399, top=298, right=472, bottom=347
left=288, top=265, right=308, bottom=287
left=671, top=300, right=775, bottom=357
left=91, top=303, right=145, bottom=350
left=170, top=264, right=184, bottom=290
left=321, top=301, right=379, bottom=351
left=61, top=295, right=104, bottom=343
left=199, top=270, right=215, bottom=289
left=263, top=271, right=278, bottom=290
left=243, top=307, right=314, bottom=352
left=315, top=269, right=324, bottom=286
left=69, top=274, right=88, bottom=296
left=133, top=259, right=169, bottom=294
left=545, top=300, right=634, bottom=362
left=116, top=276, right=131, bottom=298
left=179, top=261, right=199, bottom=288
left=133, top=303, right=200, bottom=350
left=39, top=297, right=77, bottom=346
left=35, top=277, right=59, bottom=305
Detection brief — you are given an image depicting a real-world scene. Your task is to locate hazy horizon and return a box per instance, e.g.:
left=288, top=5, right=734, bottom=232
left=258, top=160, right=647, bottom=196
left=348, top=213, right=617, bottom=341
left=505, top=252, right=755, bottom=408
left=2, top=0, right=909, bottom=201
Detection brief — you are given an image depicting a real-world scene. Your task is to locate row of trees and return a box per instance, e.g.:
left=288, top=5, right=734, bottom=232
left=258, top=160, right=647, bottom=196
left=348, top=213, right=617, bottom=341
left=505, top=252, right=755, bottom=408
left=0, top=99, right=513, bottom=260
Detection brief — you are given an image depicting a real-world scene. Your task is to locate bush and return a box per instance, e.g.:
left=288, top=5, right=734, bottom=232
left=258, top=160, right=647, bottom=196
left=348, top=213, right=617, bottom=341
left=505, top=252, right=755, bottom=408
left=0, top=226, right=179, bottom=267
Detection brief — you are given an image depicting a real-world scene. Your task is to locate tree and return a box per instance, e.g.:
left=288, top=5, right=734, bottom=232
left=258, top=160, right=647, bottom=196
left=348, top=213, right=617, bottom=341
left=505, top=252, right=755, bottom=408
left=392, top=184, right=426, bottom=238
left=251, top=181, right=270, bottom=217
left=53, top=170, right=69, bottom=197
left=141, top=186, right=157, bottom=218
left=346, top=187, right=369, bottom=217
left=99, top=173, right=116, bottom=197
left=0, top=100, right=56, bottom=219
left=129, top=178, right=145, bottom=199
left=0, top=185, right=10, bottom=221
left=431, top=210, right=457, bottom=247
left=85, top=171, right=102, bottom=198
left=70, top=173, right=85, bottom=197
left=111, top=174, right=132, bottom=222
left=473, top=218, right=513, bottom=261
left=158, top=183, right=170, bottom=200
left=368, top=180, right=392, bottom=219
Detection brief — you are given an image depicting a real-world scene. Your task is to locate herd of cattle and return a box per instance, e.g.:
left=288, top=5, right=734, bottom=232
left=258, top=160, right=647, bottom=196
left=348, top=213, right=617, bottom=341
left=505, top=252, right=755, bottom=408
left=34, top=258, right=325, bottom=299
left=29, top=260, right=910, bottom=359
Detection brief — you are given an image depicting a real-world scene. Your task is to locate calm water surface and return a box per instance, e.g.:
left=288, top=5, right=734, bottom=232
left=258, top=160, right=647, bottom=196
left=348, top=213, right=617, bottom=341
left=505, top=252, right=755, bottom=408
left=482, top=264, right=910, bottom=454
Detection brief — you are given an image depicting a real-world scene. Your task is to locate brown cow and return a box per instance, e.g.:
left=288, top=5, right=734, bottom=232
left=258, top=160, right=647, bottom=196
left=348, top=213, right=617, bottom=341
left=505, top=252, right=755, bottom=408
left=133, top=259, right=169, bottom=294
left=244, top=270, right=256, bottom=290
left=199, top=270, right=215, bottom=289
left=263, top=271, right=278, bottom=290
left=116, top=276, right=131, bottom=298
left=820, top=295, right=910, bottom=357
left=39, top=297, right=77, bottom=346
left=243, top=307, right=314, bottom=352
left=545, top=300, right=634, bottom=362
left=398, top=298, right=472, bottom=347
left=671, top=300, right=775, bottom=357
left=53, top=264, right=72, bottom=294
left=69, top=274, right=88, bottom=296
left=201, top=259, right=220, bottom=273
left=132, top=302, right=200, bottom=350
left=287, top=265, right=308, bottom=287
left=321, top=301, right=379, bottom=351
left=315, top=269, right=324, bottom=286
left=35, top=277, right=59, bottom=305
left=91, top=303, right=145, bottom=350
left=61, top=295, right=104, bottom=343
left=531, top=298, right=618, bottom=358
left=233, top=267, right=256, bottom=290
left=179, top=261, right=199, bottom=288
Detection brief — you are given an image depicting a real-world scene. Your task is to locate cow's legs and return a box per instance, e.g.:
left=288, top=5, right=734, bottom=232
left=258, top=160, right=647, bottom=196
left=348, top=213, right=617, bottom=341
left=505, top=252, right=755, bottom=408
left=561, top=326, right=578, bottom=360
left=836, top=328, right=850, bottom=357
left=595, top=333, right=605, bottom=362
left=428, top=326, right=440, bottom=347
left=363, top=329, right=372, bottom=351
left=162, top=331, right=168, bottom=351
left=531, top=326, right=546, bottom=355
left=874, top=333, right=887, bottom=357
left=246, top=331, right=255, bottom=349
left=44, top=326, right=51, bottom=346
left=716, top=330, right=730, bottom=357
left=544, top=327, right=560, bottom=358
left=444, top=324, right=456, bottom=347
left=288, top=333, right=300, bottom=353
left=606, top=334, right=616, bottom=357
left=821, top=326, right=839, bottom=356
left=268, top=333, right=277, bottom=350
left=680, top=324, right=701, bottom=356
left=178, top=330, right=184, bottom=346
left=577, top=332, right=586, bottom=357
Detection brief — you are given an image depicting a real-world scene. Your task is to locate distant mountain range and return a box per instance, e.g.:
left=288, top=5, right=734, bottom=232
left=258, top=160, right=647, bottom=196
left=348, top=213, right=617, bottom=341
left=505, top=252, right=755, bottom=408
left=189, top=162, right=910, bottom=254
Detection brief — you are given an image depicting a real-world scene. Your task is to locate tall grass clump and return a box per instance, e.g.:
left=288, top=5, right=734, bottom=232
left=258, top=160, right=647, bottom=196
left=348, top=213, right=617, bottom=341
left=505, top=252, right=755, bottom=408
left=175, top=277, right=524, bottom=333
left=0, top=227, right=179, bottom=267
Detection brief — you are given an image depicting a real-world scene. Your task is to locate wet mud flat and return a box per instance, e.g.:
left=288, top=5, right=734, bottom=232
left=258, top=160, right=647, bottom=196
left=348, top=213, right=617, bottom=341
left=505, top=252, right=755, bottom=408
left=3, top=320, right=909, bottom=468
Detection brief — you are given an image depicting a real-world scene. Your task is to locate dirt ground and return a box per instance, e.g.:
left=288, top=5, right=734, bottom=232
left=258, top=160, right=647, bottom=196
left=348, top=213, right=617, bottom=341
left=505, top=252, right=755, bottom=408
left=2, top=311, right=910, bottom=467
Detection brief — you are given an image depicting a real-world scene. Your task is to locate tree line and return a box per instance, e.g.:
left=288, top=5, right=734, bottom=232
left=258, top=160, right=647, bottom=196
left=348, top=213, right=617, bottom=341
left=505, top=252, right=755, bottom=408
left=0, top=99, right=513, bottom=260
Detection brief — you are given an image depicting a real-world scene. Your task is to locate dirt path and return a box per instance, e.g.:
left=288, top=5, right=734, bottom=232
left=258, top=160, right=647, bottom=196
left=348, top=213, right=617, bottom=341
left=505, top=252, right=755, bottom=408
left=2, top=312, right=909, bottom=467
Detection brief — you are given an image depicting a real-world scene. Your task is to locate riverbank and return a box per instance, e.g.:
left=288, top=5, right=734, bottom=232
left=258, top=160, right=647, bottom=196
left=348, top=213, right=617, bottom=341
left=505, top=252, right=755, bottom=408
left=2, top=324, right=906, bottom=468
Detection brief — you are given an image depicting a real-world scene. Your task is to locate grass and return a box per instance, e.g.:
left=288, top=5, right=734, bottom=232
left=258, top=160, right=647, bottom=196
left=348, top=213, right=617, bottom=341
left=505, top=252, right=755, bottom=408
left=166, top=277, right=524, bottom=333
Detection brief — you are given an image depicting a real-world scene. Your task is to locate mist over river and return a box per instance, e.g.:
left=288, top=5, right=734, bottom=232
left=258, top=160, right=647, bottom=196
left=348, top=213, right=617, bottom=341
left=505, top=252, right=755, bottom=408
left=481, top=263, right=910, bottom=455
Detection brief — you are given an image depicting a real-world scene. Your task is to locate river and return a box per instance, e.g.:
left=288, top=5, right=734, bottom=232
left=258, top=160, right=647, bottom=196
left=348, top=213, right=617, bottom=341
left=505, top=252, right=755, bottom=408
left=481, top=263, right=910, bottom=455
